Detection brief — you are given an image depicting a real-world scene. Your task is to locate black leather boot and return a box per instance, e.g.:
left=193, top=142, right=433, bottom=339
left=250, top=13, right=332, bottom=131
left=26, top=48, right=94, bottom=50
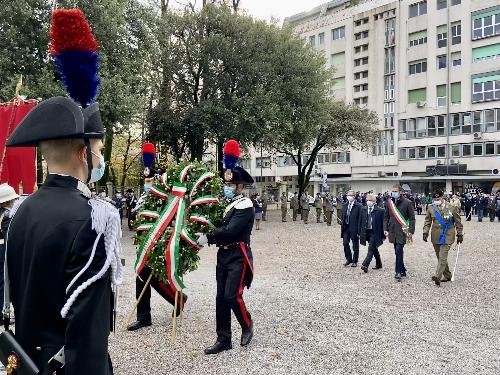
left=204, top=341, right=232, bottom=355
left=127, top=320, right=152, bottom=331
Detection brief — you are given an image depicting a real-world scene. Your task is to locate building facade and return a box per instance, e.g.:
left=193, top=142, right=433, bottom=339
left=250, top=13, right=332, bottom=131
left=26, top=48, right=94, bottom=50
left=246, top=0, right=500, bottom=198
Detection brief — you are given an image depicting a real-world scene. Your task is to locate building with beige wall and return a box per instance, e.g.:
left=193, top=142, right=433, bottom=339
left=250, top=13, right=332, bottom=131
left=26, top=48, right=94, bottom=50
left=245, top=0, right=500, bottom=198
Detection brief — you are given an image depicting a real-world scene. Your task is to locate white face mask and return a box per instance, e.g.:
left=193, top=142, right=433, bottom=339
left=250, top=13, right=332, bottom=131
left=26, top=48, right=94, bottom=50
left=347, top=196, right=355, bottom=202
left=367, top=201, right=374, bottom=207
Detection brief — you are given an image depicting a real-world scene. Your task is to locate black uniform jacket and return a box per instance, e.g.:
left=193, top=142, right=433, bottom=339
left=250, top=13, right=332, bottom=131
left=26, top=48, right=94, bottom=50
left=6, top=174, right=112, bottom=375
left=208, top=196, right=255, bottom=288
left=359, top=206, right=386, bottom=247
left=341, top=201, right=362, bottom=239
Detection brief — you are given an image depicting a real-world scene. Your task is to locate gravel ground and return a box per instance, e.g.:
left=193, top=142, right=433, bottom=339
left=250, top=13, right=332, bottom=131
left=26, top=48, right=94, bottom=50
left=109, top=210, right=500, bottom=375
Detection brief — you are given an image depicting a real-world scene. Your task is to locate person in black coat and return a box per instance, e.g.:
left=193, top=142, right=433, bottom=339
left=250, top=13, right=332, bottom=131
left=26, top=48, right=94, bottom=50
left=341, top=190, right=362, bottom=267
left=196, top=141, right=255, bottom=355
left=5, top=96, right=123, bottom=375
left=463, top=193, right=473, bottom=221
left=359, top=194, right=386, bottom=272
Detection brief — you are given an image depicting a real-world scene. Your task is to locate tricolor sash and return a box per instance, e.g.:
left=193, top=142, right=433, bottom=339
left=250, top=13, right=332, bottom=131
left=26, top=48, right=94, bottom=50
left=388, top=199, right=409, bottom=230
left=433, top=208, right=454, bottom=245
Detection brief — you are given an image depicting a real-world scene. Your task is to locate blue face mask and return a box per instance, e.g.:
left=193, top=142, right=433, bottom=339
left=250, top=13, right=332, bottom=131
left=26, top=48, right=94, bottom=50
left=89, top=153, right=105, bottom=183
left=224, top=186, right=235, bottom=199
left=144, top=184, right=152, bottom=193
left=391, top=192, right=400, bottom=200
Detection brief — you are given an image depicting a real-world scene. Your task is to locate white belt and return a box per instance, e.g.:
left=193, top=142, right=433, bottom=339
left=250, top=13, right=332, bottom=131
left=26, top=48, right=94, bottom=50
left=0, top=239, right=4, bottom=245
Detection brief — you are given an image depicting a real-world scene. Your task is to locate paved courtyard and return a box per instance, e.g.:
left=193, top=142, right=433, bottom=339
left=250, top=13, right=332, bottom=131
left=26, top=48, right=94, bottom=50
left=110, top=211, right=500, bottom=375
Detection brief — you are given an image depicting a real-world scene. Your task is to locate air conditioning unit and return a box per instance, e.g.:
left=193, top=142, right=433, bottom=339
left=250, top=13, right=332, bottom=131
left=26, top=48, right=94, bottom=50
left=416, top=101, right=426, bottom=108
left=493, top=168, right=499, bottom=175
left=473, top=132, right=482, bottom=139
left=393, top=170, right=403, bottom=177
left=450, top=159, right=457, bottom=164
left=436, top=160, right=443, bottom=165
left=378, top=171, right=387, bottom=177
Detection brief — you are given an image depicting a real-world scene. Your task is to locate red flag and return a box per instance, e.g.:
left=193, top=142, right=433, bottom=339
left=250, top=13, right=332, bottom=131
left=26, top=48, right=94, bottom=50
left=0, top=98, right=37, bottom=194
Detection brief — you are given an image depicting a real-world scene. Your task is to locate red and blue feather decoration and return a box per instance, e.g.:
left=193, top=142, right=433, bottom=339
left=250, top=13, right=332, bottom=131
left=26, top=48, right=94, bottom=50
left=223, top=140, right=241, bottom=170
left=142, top=142, right=156, bottom=170
left=49, top=9, right=100, bottom=108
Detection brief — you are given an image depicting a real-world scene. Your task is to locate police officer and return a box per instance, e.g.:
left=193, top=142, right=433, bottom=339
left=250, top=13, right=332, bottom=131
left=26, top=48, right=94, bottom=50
left=280, top=192, right=288, bottom=222
left=423, top=190, right=463, bottom=286
left=196, top=141, right=255, bottom=354
left=5, top=96, right=123, bottom=374
left=314, top=193, right=323, bottom=223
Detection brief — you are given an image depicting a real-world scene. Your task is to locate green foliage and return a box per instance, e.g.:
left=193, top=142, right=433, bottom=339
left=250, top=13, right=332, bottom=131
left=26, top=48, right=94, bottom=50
left=134, top=161, right=227, bottom=283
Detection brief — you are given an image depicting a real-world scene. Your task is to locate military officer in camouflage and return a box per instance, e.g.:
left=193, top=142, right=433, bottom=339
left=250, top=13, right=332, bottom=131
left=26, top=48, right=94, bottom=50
left=290, top=192, right=299, bottom=221
left=280, top=192, right=288, bottom=222
left=314, top=193, right=323, bottom=223
left=300, top=192, right=310, bottom=224
left=423, top=189, right=463, bottom=286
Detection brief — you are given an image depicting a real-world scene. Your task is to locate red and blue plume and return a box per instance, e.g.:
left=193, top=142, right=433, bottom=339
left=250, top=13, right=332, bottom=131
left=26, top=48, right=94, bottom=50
left=49, top=9, right=99, bottom=108
left=223, top=140, right=240, bottom=170
left=142, top=143, right=156, bottom=169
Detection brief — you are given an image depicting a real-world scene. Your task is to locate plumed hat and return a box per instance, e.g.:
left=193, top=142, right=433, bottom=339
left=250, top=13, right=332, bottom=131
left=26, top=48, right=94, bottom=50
left=222, top=140, right=254, bottom=185
left=432, top=189, right=444, bottom=198
left=7, top=9, right=103, bottom=148
left=142, top=142, right=156, bottom=178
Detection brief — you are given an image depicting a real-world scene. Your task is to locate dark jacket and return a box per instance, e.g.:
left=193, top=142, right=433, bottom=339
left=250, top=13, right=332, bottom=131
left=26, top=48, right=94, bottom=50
left=208, top=196, right=255, bottom=287
left=6, top=174, right=113, bottom=375
left=341, top=201, right=362, bottom=239
left=383, top=196, right=416, bottom=245
left=359, top=206, right=386, bottom=247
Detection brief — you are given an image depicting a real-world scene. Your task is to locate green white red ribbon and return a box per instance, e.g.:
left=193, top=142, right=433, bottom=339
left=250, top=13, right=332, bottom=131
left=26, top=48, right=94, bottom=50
left=139, top=210, right=160, bottom=219
left=190, top=214, right=215, bottom=228
left=190, top=195, right=219, bottom=207
left=388, top=199, right=412, bottom=244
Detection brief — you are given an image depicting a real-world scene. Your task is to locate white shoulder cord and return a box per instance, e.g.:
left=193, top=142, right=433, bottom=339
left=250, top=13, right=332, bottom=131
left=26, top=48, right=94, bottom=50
left=60, top=199, right=123, bottom=318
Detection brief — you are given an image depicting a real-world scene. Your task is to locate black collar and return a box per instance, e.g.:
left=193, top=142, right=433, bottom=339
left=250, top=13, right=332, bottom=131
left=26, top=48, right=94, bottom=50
left=43, top=174, right=91, bottom=198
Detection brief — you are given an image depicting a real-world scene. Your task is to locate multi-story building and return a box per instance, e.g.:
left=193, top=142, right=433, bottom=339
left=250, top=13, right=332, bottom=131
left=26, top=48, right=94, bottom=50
left=245, top=0, right=500, bottom=198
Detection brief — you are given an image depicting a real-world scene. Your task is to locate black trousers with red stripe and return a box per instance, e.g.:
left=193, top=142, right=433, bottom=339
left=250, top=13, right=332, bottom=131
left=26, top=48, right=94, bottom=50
left=136, top=267, right=186, bottom=322
left=216, top=247, right=252, bottom=343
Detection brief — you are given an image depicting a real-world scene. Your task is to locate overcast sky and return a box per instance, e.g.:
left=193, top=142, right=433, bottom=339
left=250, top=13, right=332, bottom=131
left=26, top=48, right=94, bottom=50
left=238, top=0, right=327, bottom=22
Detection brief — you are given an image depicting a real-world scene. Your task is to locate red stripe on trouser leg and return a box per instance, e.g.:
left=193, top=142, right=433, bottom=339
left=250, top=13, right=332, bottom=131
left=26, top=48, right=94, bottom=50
left=237, top=261, right=251, bottom=327
left=158, top=280, right=175, bottom=300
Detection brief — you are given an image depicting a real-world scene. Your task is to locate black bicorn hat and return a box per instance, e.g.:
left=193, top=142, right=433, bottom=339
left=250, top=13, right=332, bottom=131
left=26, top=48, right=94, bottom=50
left=82, top=103, right=104, bottom=139
left=432, top=189, right=445, bottom=198
left=7, top=97, right=86, bottom=147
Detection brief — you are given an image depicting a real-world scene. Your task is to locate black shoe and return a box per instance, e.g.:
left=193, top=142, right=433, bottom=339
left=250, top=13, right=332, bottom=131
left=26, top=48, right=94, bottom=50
left=204, top=341, right=232, bottom=355
left=361, top=265, right=368, bottom=273
left=127, top=320, right=152, bottom=331
left=432, top=276, right=441, bottom=286
left=401, top=272, right=407, bottom=277
left=372, top=266, right=382, bottom=270
left=344, top=261, right=351, bottom=267
left=241, top=321, right=253, bottom=347
left=172, top=295, right=188, bottom=317
left=394, top=273, right=402, bottom=281
left=441, top=278, right=451, bottom=282
left=351, top=263, right=358, bottom=268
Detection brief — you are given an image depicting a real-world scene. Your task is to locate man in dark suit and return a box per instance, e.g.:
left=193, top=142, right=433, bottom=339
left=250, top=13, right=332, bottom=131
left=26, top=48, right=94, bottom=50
left=359, top=194, right=386, bottom=272
left=384, top=185, right=416, bottom=281
left=341, top=190, right=362, bottom=267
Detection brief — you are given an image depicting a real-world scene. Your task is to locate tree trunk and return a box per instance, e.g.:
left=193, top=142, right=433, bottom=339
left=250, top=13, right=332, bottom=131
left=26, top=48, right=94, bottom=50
left=216, top=140, right=224, bottom=175
left=102, top=126, right=114, bottom=188
left=120, top=130, right=132, bottom=189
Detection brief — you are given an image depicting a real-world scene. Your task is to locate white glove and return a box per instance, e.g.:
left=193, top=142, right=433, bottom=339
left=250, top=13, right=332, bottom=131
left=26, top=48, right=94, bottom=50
left=196, top=233, right=208, bottom=247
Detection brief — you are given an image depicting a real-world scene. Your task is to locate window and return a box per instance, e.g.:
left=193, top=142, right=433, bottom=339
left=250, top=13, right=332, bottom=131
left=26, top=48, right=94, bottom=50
left=408, top=148, right=416, bottom=159
left=416, top=117, right=427, bottom=137
left=437, top=85, right=447, bottom=107
left=486, top=142, right=495, bottom=155
left=437, top=55, right=447, bottom=69
left=428, top=116, right=436, bottom=136
left=408, top=88, right=426, bottom=103
left=462, top=112, right=472, bottom=134
left=450, top=113, right=460, bottom=135
left=451, top=82, right=461, bottom=104
left=437, top=0, right=446, bottom=10
left=409, top=30, right=427, bottom=47
left=497, top=109, right=500, bottom=130
left=331, top=52, right=345, bottom=68
left=472, top=8, right=500, bottom=40
left=417, top=146, right=426, bottom=159
left=451, top=144, right=460, bottom=157
left=437, top=145, right=446, bottom=158
left=473, top=111, right=482, bottom=132
left=309, top=35, right=316, bottom=46
left=451, top=0, right=460, bottom=5
left=332, top=26, right=345, bottom=40
left=384, top=75, right=395, bottom=100
left=472, top=43, right=500, bottom=62
left=437, top=115, right=446, bottom=135
left=355, top=31, right=369, bottom=40
left=451, top=22, right=461, bottom=44
left=462, top=144, right=471, bottom=156
left=385, top=47, right=395, bottom=74
left=485, top=109, right=495, bottom=132
left=409, top=1, right=427, bottom=18
left=385, top=18, right=396, bottom=46
left=318, top=32, right=325, bottom=45
left=473, top=143, right=483, bottom=156
left=354, top=71, right=368, bottom=80
left=437, top=25, right=447, bottom=48
left=472, top=73, right=500, bottom=102
left=451, top=52, right=461, bottom=66
left=333, top=77, right=345, bottom=90
left=399, top=148, right=407, bottom=160
left=409, top=60, right=427, bottom=75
